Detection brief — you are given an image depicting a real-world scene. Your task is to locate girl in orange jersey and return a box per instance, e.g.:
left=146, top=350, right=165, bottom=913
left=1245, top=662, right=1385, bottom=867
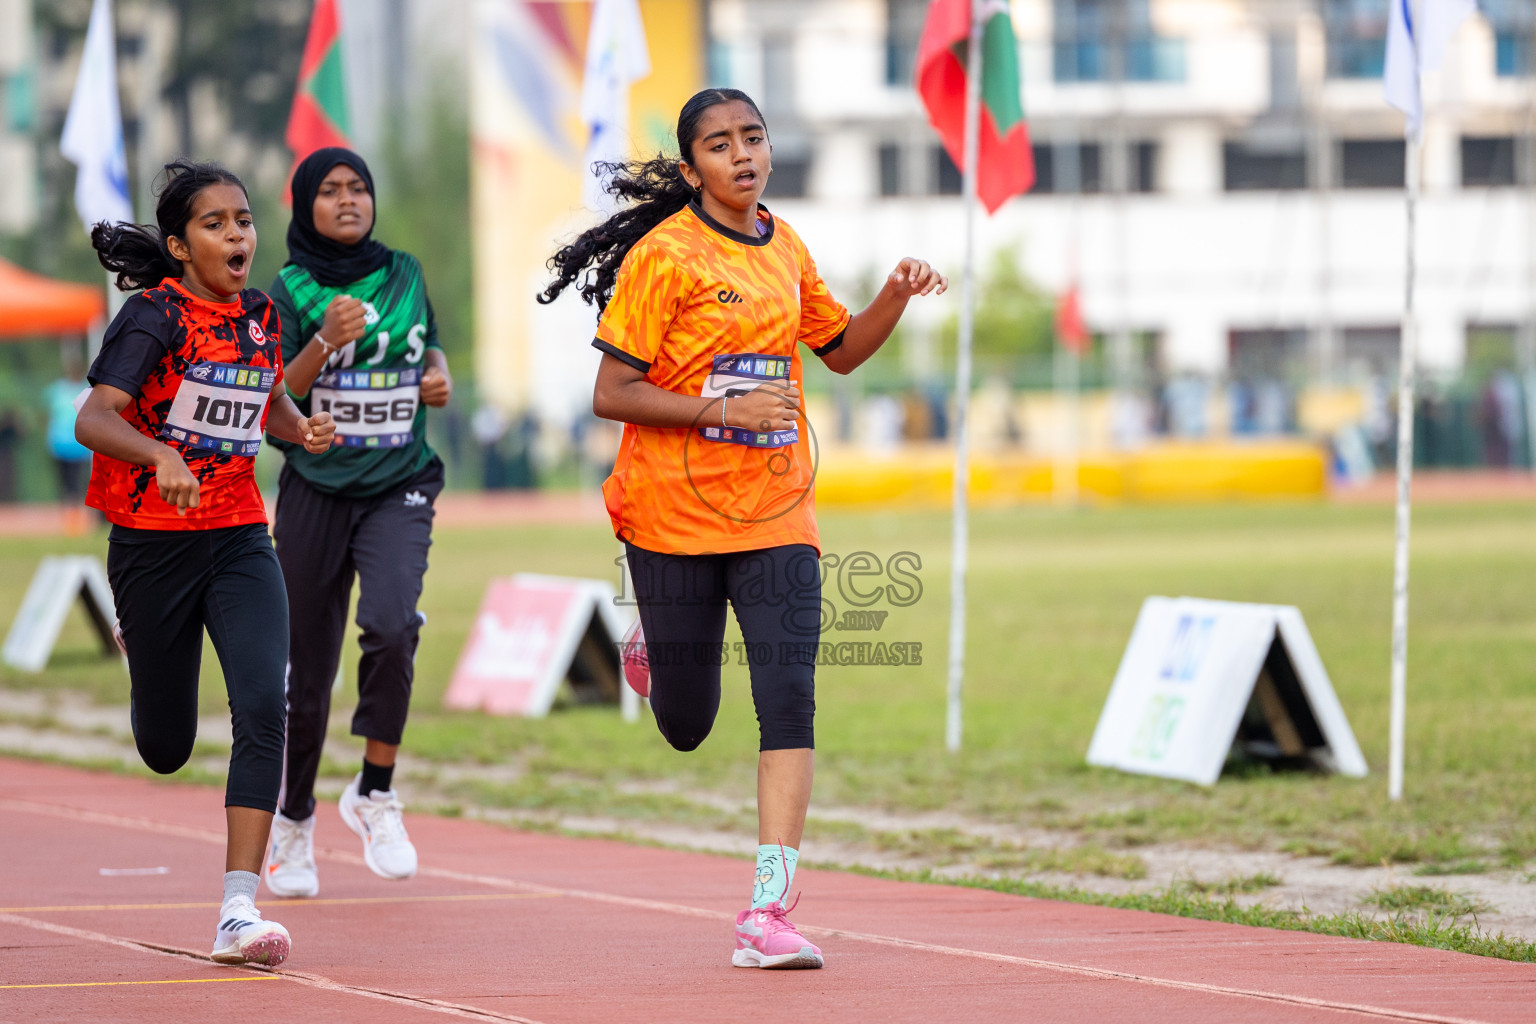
left=77, top=160, right=335, bottom=966
left=541, top=88, right=945, bottom=969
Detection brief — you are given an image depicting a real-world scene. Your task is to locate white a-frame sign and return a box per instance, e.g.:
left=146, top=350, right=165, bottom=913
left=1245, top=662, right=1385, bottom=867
left=3, top=555, right=119, bottom=672
left=1087, top=597, right=1368, bottom=785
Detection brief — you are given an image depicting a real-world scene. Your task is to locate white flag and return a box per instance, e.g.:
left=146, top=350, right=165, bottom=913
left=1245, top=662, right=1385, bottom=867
left=580, top=0, right=651, bottom=213
left=60, top=0, right=132, bottom=230
left=1383, top=0, right=1475, bottom=140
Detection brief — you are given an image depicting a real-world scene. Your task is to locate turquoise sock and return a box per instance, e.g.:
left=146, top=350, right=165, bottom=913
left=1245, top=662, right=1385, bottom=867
left=751, top=844, right=799, bottom=909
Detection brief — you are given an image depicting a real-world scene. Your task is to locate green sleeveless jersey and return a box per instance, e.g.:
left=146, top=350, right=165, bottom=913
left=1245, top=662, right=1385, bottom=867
left=268, top=252, right=441, bottom=497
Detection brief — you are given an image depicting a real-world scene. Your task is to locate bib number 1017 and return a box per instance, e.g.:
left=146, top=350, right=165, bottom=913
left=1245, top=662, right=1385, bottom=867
left=192, top=394, right=263, bottom=430
left=319, top=396, right=416, bottom=425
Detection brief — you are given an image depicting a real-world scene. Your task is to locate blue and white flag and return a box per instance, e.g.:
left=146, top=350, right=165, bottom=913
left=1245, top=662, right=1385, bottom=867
left=60, top=0, right=132, bottom=229
left=580, top=0, right=651, bottom=213
left=1383, top=0, right=1476, bottom=140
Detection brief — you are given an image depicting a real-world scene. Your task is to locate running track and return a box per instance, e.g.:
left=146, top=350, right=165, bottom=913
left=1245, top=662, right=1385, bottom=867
left=1, top=757, right=1530, bottom=1023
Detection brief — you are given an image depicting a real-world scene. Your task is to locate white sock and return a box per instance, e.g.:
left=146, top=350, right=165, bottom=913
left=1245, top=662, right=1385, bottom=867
left=223, top=869, right=258, bottom=905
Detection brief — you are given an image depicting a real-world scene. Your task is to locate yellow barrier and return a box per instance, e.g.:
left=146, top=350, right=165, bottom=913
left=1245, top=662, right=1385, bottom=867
left=813, top=440, right=1327, bottom=508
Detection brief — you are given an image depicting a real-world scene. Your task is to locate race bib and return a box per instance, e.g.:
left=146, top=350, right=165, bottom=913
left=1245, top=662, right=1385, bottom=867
left=312, top=367, right=421, bottom=448
left=697, top=353, right=797, bottom=449
left=160, top=361, right=275, bottom=457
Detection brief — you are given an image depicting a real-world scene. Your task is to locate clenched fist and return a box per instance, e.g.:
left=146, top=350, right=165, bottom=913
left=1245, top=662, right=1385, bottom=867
left=319, top=294, right=368, bottom=350
left=302, top=411, right=336, bottom=453
left=421, top=365, right=452, bottom=408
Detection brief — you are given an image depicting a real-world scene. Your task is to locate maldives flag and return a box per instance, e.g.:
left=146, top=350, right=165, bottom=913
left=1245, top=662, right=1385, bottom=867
left=1055, top=283, right=1090, bottom=354
left=916, top=0, right=1034, bottom=213
left=284, top=0, right=350, bottom=194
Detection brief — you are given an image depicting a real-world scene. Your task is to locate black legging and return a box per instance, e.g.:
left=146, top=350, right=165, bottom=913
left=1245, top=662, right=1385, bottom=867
left=625, top=543, right=820, bottom=752
left=106, top=522, right=288, bottom=812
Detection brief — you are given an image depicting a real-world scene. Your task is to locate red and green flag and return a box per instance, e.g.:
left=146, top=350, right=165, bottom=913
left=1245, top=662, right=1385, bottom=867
left=916, top=0, right=1034, bottom=213
left=285, top=0, right=350, bottom=193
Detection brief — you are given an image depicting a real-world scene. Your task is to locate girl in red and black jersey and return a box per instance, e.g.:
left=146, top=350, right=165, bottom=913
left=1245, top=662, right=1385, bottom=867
left=76, top=160, right=335, bottom=968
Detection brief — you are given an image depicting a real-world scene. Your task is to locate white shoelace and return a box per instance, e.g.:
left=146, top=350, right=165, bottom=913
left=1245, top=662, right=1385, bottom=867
left=359, top=794, right=408, bottom=846
left=272, top=820, right=314, bottom=866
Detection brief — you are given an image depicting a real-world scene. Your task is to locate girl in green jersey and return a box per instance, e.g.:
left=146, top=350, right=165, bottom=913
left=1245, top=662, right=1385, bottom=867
left=263, top=148, right=452, bottom=896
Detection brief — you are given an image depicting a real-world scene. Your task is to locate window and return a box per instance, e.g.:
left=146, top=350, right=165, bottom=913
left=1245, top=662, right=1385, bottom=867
left=885, top=0, right=927, bottom=87
left=1341, top=327, right=1400, bottom=378
left=1031, top=145, right=1055, bottom=193
left=1131, top=141, right=1157, bottom=193
left=1340, top=139, right=1404, bottom=188
left=878, top=143, right=902, bottom=196
left=1461, top=137, right=1521, bottom=188
left=1026, top=143, right=1102, bottom=194
left=1052, top=0, right=1185, bottom=83
left=934, top=145, right=962, bottom=195
left=1486, top=0, right=1535, bottom=76
left=1323, top=0, right=1387, bottom=79
left=764, top=156, right=810, bottom=199
left=1224, top=142, right=1306, bottom=191
left=761, top=36, right=795, bottom=116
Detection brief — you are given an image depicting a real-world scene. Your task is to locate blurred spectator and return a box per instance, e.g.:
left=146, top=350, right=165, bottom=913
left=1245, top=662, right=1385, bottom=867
left=472, top=402, right=509, bottom=489
left=1163, top=375, right=1210, bottom=438
left=860, top=394, right=904, bottom=452
left=0, top=408, right=21, bottom=502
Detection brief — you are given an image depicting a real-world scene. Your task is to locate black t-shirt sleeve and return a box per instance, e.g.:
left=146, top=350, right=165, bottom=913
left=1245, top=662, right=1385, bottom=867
left=87, top=301, right=169, bottom=398
left=268, top=277, right=303, bottom=365
left=424, top=294, right=441, bottom=351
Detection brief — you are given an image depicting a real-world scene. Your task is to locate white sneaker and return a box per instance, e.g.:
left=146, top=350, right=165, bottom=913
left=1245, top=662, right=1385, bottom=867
left=211, top=895, right=290, bottom=966
left=264, top=812, right=319, bottom=898
left=338, top=772, right=418, bottom=880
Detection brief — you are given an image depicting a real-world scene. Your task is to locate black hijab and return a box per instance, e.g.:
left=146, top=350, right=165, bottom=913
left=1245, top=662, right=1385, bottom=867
left=285, top=147, right=391, bottom=287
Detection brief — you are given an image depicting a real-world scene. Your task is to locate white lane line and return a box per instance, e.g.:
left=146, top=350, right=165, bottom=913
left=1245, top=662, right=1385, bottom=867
left=0, top=912, right=546, bottom=1024
left=0, top=796, right=1508, bottom=1024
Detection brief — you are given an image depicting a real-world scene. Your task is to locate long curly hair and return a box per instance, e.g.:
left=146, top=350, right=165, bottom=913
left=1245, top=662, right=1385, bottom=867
left=538, top=88, right=766, bottom=312
left=90, top=159, right=248, bottom=292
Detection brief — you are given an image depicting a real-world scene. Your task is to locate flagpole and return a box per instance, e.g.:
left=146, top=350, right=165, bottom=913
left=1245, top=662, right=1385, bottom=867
left=946, top=0, right=984, bottom=754
left=1387, top=7, right=1422, bottom=803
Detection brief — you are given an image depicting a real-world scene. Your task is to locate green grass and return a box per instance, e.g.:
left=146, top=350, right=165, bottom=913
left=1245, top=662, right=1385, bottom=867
left=6, top=499, right=1536, bottom=958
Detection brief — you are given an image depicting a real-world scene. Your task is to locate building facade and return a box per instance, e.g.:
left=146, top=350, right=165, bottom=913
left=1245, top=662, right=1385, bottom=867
left=706, top=0, right=1536, bottom=396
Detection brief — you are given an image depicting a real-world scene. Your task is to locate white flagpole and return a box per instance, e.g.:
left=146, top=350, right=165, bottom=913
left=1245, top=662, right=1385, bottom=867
left=946, top=0, right=984, bottom=753
left=1387, top=5, right=1422, bottom=803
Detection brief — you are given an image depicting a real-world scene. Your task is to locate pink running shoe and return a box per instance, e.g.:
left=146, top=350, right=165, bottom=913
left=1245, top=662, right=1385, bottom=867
left=619, top=617, right=650, bottom=698
left=732, top=900, right=824, bottom=969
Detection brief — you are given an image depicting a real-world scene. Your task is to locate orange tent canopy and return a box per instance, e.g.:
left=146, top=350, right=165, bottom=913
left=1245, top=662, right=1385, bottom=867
left=0, top=257, right=107, bottom=338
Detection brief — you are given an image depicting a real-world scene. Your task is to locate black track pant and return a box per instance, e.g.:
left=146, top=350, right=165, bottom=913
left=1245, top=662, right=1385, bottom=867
left=106, top=522, right=288, bottom=812
left=625, top=543, right=821, bottom=752
left=274, top=459, right=441, bottom=821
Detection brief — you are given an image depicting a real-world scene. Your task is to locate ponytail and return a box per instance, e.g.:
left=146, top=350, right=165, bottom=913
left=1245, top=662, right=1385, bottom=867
left=539, top=88, right=766, bottom=313
left=90, top=158, right=249, bottom=292
left=538, top=155, right=696, bottom=311
left=91, top=220, right=177, bottom=292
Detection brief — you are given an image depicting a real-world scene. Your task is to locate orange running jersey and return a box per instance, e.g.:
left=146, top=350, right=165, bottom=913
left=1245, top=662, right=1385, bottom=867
left=86, top=280, right=284, bottom=531
left=593, top=201, right=851, bottom=555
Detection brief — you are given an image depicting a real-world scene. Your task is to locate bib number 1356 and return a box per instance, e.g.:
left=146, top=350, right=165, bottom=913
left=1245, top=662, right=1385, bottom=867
left=310, top=367, right=422, bottom=448
left=320, top=396, right=416, bottom=426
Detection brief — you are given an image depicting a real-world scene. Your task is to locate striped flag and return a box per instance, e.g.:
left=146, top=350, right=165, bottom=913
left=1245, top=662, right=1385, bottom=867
left=60, top=0, right=133, bottom=230
left=1383, top=0, right=1475, bottom=139
left=916, top=0, right=1034, bottom=214
left=285, top=0, right=350, bottom=187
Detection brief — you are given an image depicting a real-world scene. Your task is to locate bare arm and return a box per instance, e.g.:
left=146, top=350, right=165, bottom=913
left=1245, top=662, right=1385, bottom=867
left=263, top=381, right=335, bottom=452
left=74, top=384, right=201, bottom=514
left=420, top=348, right=452, bottom=407
left=279, top=295, right=370, bottom=398
left=592, top=354, right=799, bottom=433
left=821, top=258, right=947, bottom=376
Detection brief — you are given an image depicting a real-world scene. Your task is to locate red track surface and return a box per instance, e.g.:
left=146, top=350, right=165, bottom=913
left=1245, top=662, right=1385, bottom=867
left=2, top=756, right=1531, bottom=1023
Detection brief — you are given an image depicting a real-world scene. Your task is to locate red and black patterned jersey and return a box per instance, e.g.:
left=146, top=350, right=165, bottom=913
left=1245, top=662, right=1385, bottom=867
left=86, top=279, right=285, bottom=531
